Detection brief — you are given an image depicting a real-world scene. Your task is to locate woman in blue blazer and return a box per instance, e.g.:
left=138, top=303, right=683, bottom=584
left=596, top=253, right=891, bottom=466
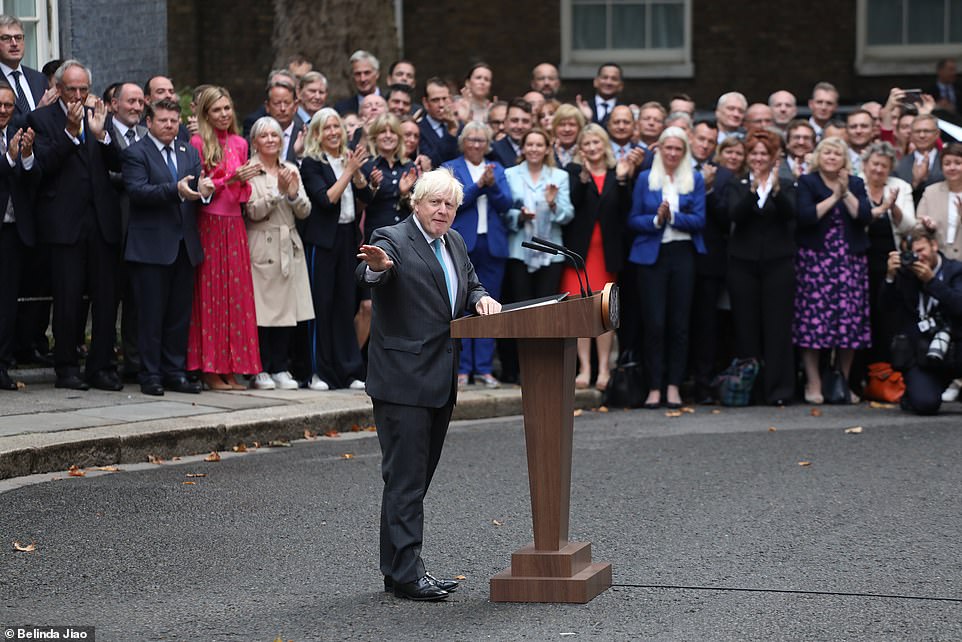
left=442, top=121, right=513, bottom=387
left=627, top=127, right=706, bottom=408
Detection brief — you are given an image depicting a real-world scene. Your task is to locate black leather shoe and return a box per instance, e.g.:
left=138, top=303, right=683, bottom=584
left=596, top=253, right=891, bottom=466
left=55, top=375, right=90, bottom=391
left=0, top=369, right=17, bottom=390
left=140, top=381, right=164, bottom=396
left=89, top=370, right=123, bottom=391
left=425, top=572, right=459, bottom=592
left=393, top=576, right=449, bottom=601
left=164, top=376, right=202, bottom=394
left=666, top=401, right=682, bottom=410
left=15, top=348, right=53, bottom=367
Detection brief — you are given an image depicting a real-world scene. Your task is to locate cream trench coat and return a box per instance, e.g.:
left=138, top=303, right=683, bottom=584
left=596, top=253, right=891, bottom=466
left=246, top=159, right=315, bottom=326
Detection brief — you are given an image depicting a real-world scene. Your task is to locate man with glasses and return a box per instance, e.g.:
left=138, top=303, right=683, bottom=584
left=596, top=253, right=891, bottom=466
left=895, top=114, right=944, bottom=202
left=27, top=60, right=124, bottom=391
left=0, top=15, right=48, bottom=120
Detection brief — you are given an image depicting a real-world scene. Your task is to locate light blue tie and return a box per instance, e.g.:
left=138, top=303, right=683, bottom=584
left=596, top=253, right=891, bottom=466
left=431, top=238, right=454, bottom=313
left=164, top=146, right=178, bottom=182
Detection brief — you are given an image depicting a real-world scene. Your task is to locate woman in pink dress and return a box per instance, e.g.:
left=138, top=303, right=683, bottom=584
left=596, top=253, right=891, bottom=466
left=187, top=86, right=263, bottom=390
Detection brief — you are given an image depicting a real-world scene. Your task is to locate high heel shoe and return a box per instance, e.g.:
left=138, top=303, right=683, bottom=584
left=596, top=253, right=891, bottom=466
left=594, top=372, right=610, bottom=391
left=202, top=373, right=231, bottom=391
left=804, top=388, right=824, bottom=405
left=575, top=373, right=590, bottom=389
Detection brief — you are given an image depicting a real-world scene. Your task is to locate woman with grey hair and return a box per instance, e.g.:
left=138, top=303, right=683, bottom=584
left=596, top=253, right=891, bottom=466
left=627, top=126, right=706, bottom=409
left=862, top=140, right=916, bottom=367
left=441, top=121, right=513, bottom=387
left=245, top=116, right=314, bottom=390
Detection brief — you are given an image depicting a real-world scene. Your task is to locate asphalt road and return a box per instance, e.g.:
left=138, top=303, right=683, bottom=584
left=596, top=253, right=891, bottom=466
left=2, top=404, right=961, bottom=641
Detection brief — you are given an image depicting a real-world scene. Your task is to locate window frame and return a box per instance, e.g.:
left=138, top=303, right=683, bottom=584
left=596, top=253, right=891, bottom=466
left=560, top=0, right=694, bottom=79
left=1, top=0, right=59, bottom=71
left=856, top=0, right=962, bottom=75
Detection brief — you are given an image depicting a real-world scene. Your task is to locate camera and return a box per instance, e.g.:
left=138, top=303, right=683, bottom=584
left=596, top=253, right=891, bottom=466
left=900, top=234, right=918, bottom=269
left=927, top=328, right=952, bottom=363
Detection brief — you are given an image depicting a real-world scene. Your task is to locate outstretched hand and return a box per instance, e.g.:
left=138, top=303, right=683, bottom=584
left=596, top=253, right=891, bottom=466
left=357, top=244, right=394, bottom=272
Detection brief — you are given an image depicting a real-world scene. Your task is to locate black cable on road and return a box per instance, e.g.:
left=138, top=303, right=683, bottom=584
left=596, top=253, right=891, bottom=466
left=615, top=583, right=962, bottom=603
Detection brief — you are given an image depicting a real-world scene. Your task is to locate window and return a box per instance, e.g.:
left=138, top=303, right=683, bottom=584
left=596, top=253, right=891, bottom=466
left=856, top=0, right=962, bottom=75
left=561, top=0, right=693, bottom=78
left=1, top=0, right=58, bottom=70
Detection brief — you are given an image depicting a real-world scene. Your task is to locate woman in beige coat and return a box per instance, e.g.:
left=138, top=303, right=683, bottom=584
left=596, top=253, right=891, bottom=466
left=246, top=116, right=314, bottom=390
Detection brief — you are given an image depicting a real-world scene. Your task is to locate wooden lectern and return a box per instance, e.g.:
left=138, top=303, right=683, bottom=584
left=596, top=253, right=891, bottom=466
left=450, top=283, right=619, bottom=603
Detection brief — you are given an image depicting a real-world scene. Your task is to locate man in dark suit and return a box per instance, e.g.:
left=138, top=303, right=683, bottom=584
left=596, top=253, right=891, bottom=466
left=27, top=60, right=123, bottom=391
left=894, top=114, right=944, bottom=204
left=356, top=169, right=500, bottom=601
left=122, top=99, right=211, bottom=396
left=487, top=97, right=531, bottom=168
left=419, top=77, right=461, bottom=169
left=334, top=50, right=381, bottom=116
left=0, top=82, right=35, bottom=390
left=263, top=79, right=304, bottom=164
left=928, top=58, right=962, bottom=114
left=0, top=15, right=49, bottom=120
left=576, top=63, right=624, bottom=127
left=143, top=75, right=191, bottom=142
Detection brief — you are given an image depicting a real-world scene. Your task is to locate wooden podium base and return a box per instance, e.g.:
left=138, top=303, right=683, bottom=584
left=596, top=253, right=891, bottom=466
left=489, top=541, right=612, bottom=603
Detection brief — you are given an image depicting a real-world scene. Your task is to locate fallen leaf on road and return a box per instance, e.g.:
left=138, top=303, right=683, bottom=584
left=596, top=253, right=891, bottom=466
left=12, top=541, right=36, bottom=552
left=844, top=426, right=863, bottom=434
left=182, top=481, right=196, bottom=485
left=350, top=424, right=362, bottom=432
left=324, top=430, right=340, bottom=438
left=252, top=442, right=261, bottom=449
left=67, top=465, right=85, bottom=477
left=869, top=401, right=895, bottom=409
left=232, top=443, right=247, bottom=453
left=204, top=452, right=221, bottom=462
left=681, top=406, right=695, bottom=413
left=268, top=440, right=291, bottom=448
left=172, top=456, right=181, bottom=461
left=92, top=466, right=121, bottom=472
left=304, top=430, right=316, bottom=440
left=711, top=409, right=721, bottom=414
left=598, top=406, right=609, bottom=413
left=768, top=426, right=777, bottom=432
left=665, top=410, right=682, bottom=417
left=810, top=408, right=822, bottom=417
left=15, top=381, right=25, bottom=390
left=341, top=453, right=354, bottom=459
left=148, top=454, right=164, bottom=464
left=455, top=575, right=466, bottom=580
left=365, top=425, right=377, bottom=432
left=492, top=519, right=503, bottom=527
left=186, top=473, right=206, bottom=478
left=573, top=409, right=583, bottom=417
left=798, top=461, right=812, bottom=467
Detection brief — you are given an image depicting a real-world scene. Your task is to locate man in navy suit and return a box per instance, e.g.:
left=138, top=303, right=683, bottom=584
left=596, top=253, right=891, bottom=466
left=357, top=169, right=500, bottom=601
left=486, top=97, right=531, bottom=168
left=576, top=63, right=624, bottom=127
left=27, top=60, right=123, bottom=391
left=418, top=77, right=461, bottom=168
left=122, top=99, right=212, bottom=396
left=0, top=15, right=49, bottom=121
left=334, top=50, right=381, bottom=116
left=264, top=79, right=304, bottom=164
left=0, top=82, right=35, bottom=390
left=143, top=75, right=191, bottom=142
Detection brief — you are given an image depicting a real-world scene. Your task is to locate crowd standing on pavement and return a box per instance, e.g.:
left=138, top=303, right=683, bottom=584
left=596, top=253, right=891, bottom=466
left=1, top=13, right=961, bottom=413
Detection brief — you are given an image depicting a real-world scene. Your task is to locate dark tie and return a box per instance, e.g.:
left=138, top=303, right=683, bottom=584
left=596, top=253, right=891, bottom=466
left=599, top=101, right=610, bottom=123
left=431, top=238, right=454, bottom=313
left=9, top=71, right=29, bottom=114
left=124, top=129, right=136, bottom=146
left=164, top=146, right=178, bottom=182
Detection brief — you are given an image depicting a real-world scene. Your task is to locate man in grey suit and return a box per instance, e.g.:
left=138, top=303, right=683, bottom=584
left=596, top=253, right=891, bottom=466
left=894, top=114, right=944, bottom=204
left=357, top=169, right=501, bottom=601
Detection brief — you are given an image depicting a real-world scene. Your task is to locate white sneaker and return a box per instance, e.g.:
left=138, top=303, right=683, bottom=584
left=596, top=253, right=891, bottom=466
left=941, top=379, right=961, bottom=402
left=348, top=379, right=366, bottom=391
left=308, top=374, right=330, bottom=391
left=252, top=372, right=276, bottom=390
left=271, top=371, right=299, bottom=390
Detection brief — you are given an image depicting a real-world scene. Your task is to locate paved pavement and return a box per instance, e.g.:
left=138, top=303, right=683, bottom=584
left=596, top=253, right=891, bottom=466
left=0, top=365, right=603, bottom=480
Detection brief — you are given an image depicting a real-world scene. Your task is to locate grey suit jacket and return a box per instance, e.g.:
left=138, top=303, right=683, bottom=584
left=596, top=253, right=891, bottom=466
left=894, top=151, right=944, bottom=203
left=357, top=215, right=488, bottom=408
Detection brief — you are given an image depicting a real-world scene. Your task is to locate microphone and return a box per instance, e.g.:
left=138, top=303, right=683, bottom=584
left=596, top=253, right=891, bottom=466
left=521, top=240, right=586, bottom=297
left=531, top=236, right=593, bottom=295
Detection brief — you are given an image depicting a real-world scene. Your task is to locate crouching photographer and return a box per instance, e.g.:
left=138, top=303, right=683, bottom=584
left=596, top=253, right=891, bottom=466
left=881, top=225, right=962, bottom=414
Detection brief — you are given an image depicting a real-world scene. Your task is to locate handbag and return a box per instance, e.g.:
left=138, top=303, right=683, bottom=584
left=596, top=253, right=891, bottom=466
left=863, top=362, right=905, bottom=403
left=604, top=350, right=646, bottom=408
left=712, top=357, right=760, bottom=407
left=821, top=352, right=849, bottom=404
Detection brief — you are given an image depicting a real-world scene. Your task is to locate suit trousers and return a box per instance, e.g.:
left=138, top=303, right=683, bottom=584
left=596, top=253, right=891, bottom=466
left=128, top=242, right=194, bottom=383
left=374, top=395, right=454, bottom=583
left=306, top=223, right=364, bottom=388
left=459, top=234, right=505, bottom=375
left=636, top=241, right=695, bottom=389
left=49, top=218, right=119, bottom=379
left=689, top=273, right=725, bottom=395
left=258, top=325, right=294, bottom=374
left=727, top=255, right=796, bottom=403
left=902, top=365, right=952, bottom=415
left=0, top=223, right=23, bottom=369
left=14, top=243, right=51, bottom=357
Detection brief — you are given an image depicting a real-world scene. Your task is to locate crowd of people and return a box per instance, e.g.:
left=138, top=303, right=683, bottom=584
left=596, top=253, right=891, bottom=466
left=1, top=13, right=961, bottom=412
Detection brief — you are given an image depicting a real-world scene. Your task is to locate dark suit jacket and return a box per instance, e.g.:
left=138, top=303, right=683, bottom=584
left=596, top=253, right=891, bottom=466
left=0, top=125, right=36, bottom=247
left=926, top=81, right=962, bottom=113
left=696, top=163, right=735, bottom=277
left=418, top=118, right=460, bottom=169
left=300, top=154, right=373, bottom=249
left=796, top=172, right=872, bottom=254
left=564, top=164, right=630, bottom=274
left=727, top=175, right=797, bottom=262
left=487, top=137, right=520, bottom=169
left=27, top=102, right=122, bottom=245
left=591, top=96, right=625, bottom=126
left=10, top=65, right=46, bottom=120
left=284, top=117, right=305, bottom=164
left=334, top=95, right=363, bottom=117
left=443, top=156, right=513, bottom=258
left=894, top=151, right=944, bottom=204
left=357, top=215, right=487, bottom=408
left=881, top=254, right=962, bottom=348
left=242, top=105, right=267, bottom=139
left=121, top=137, right=204, bottom=266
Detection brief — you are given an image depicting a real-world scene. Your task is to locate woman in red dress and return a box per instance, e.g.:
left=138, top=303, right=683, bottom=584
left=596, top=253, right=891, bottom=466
left=562, top=124, right=633, bottom=390
left=187, top=86, right=264, bottom=390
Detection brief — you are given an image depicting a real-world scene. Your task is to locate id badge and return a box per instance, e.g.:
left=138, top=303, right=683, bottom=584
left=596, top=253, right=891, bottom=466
left=918, top=317, right=933, bottom=333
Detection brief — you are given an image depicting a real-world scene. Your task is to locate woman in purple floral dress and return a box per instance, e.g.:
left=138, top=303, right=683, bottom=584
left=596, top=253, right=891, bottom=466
left=794, top=137, right=872, bottom=404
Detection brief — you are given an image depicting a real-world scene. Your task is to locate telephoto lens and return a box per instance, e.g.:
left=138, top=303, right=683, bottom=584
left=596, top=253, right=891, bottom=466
left=927, top=329, right=951, bottom=362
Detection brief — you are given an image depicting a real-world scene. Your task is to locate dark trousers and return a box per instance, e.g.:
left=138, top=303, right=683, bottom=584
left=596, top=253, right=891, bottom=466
left=49, top=226, right=119, bottom=379
left=636, top=241, right=695, bottom=389
left=258, top=325, right=294, bottom=374
left=14, top=243, right=51, bottom=358
left=306, top=223, right=364, bottom=388
left=460, top=235, right=505, bottom=375
left=690, top=272, right=725, bottom=395
left=728, top=255, right=796, bottom=403
left=118, top=259, right=140, bottom=376
left=128, top=243, right=194, bottom=383
left=374, top=396, right=454, bottom=583
left=0, top=224, right=23, bottom=369
left=902, top=366, right=952, bottom=415
left=499, top=259, right=563, bottom=380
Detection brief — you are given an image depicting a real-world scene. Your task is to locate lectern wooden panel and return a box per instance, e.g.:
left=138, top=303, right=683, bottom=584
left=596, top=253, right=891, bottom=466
left=451, top=284, right=618, bottom=603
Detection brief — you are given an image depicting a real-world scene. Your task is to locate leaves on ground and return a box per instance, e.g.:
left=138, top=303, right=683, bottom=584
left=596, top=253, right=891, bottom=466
left=341, top=453, right=354, bottom=459
left=454, top=575, right=466, bottom=580
left=12, top=541, right=36, bottom=552
left=768, top=426, right=777, bottom=432
left=573, top=409, right=583, bottom=417
left=711, top=409, right=721, bottom=414
left=810, top=408, right=823, bottom=417
left=67, top=465, right=85, bottom=477
left=182, top=481, right=196, bottom=485
left=870, top=401, right=896, bottom=409
left=491, top=519, right=503, bottom=527
left=844, top=426, right=863, bottom=434
left=665, top=410, right=682, bottom=417
left=303, top=430, right=317, bottom=440
left=268, top=440, right=291, bottom=448
left=798, top=461, right=812, bottom=467
left=324, top=430, right=340, bottom=438
left=148, top=454, right=164, bottom=464
left=185, top=473, right=206, bottom=478
left=232, top=443, right=247, bottom=453
left=92, top=466, right=121, bottom=472
left=204, top=452, right=221, bottom=462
